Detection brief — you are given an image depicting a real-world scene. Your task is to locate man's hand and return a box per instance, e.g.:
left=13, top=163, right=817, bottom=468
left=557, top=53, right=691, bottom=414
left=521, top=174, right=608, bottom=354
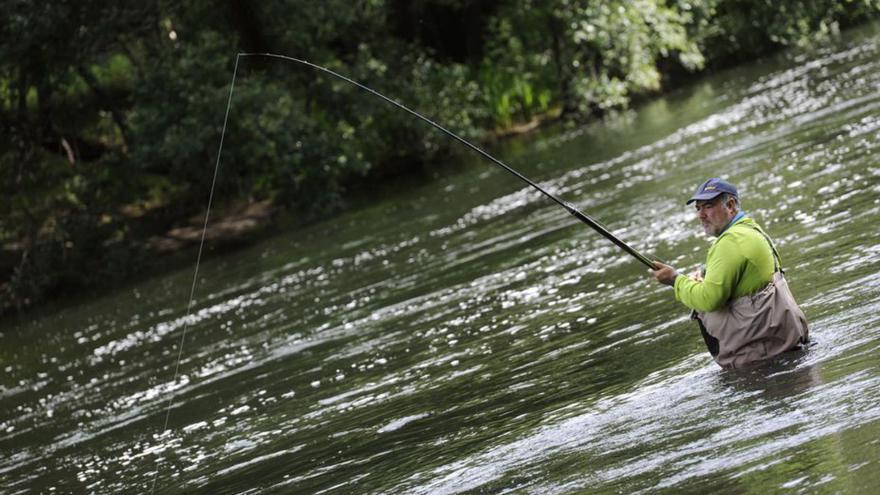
left=649, top=261, right=679, bottom=287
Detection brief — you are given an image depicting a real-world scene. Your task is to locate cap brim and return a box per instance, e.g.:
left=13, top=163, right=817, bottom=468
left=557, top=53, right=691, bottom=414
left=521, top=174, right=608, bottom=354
left=685, top=191, right=722, bottom=205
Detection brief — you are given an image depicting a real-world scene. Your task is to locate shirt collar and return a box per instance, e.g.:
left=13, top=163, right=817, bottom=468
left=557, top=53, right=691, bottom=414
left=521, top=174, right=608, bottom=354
left=720, top=211, right=746, bottom=235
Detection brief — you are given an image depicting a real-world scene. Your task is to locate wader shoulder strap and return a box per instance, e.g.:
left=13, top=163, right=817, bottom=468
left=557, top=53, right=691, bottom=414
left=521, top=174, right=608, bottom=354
left=746, top=224, right=782, bottom=274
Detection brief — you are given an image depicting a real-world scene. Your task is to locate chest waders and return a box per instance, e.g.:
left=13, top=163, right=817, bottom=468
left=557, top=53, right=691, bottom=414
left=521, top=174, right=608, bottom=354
left=692, top=225, right=809, bottom=369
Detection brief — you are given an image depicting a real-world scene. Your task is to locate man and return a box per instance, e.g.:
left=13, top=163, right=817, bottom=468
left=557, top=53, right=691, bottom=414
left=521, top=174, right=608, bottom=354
left=650, top=178, right=809, bottom=368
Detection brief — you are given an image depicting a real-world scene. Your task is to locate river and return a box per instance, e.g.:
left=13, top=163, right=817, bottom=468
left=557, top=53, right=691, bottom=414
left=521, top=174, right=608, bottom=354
left=3, top=22, right=880, bottom=495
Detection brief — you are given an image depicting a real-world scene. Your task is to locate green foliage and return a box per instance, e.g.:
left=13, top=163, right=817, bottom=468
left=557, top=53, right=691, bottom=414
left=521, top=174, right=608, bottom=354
left=1, top=0, right=879, bottom=312
left=680, top=0, right=880, bottom=64
left=481, top=0, right=705, bottom=118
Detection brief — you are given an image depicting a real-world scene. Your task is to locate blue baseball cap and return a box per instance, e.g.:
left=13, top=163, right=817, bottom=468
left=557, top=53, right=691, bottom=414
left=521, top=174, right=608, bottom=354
left=686, top=178, right=738, bottom=205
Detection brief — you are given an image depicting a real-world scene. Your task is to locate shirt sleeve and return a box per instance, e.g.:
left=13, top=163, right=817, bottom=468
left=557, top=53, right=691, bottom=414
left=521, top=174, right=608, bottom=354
left=673, top=236, right=743, bottom=312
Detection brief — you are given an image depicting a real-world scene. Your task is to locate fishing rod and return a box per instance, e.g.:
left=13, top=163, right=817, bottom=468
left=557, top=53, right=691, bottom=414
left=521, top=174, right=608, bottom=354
left=238, top=52, right=658, bottom=269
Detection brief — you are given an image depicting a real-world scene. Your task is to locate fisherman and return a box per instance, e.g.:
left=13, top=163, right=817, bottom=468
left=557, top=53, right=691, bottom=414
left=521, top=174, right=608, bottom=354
left=649, top=178, right=809, bottom=368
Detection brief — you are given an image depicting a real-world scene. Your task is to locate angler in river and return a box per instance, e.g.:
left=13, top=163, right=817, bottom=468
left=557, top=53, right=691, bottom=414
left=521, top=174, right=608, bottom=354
left=649, top=178, right=810, bottom=368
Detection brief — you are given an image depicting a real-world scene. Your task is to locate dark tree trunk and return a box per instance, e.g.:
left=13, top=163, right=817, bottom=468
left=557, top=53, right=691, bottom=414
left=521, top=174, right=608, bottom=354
left=229, top=0, right=269, bottom=53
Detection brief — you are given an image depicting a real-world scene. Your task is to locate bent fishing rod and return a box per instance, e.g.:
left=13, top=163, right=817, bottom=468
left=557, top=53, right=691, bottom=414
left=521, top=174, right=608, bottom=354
left=238, top=52, right=658, bottom=269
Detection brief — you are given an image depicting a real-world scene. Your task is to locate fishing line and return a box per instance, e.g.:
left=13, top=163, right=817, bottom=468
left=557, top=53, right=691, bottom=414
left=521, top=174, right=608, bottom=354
left=150, top=50, right=656, bottom=491
left=148, top=54, right=241, bottom=494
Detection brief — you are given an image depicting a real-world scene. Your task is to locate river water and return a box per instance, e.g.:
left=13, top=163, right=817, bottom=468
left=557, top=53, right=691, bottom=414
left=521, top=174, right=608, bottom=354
left=3, top=23, right=880, bottom=495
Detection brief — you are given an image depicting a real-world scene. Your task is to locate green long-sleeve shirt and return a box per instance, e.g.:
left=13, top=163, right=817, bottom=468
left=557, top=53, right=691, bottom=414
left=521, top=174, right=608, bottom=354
left=673, top=216, right=777, bottom=312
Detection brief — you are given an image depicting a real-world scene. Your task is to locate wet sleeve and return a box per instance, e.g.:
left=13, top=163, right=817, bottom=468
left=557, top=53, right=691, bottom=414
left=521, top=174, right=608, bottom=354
left=673, top=238, right=742, bottom=312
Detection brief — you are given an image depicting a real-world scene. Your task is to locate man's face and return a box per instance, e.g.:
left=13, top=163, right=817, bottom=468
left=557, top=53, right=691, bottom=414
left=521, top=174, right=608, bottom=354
left=694, top=196, right=735, bottom=236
